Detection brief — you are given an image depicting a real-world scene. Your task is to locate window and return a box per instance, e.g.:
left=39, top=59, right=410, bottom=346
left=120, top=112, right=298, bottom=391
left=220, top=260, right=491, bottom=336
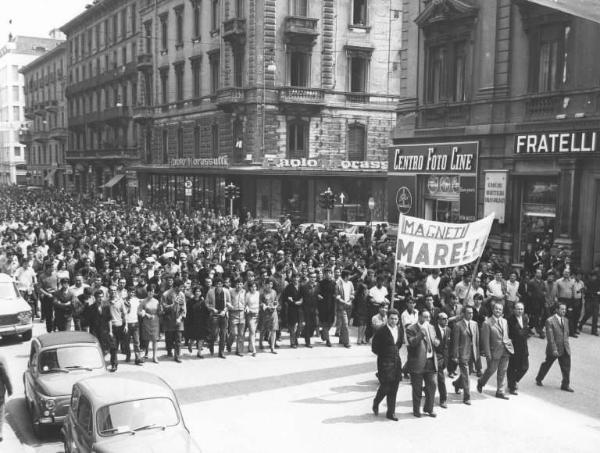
left=145, top=129, right=152, bottom=163
left=347, top=123, right=366, bottom=160
left=192, top=58, right=201, bottom=98
left=112, top=14, right=118, bottom=43
left=233, top=119, right=243, bottom=162
left=289, top=51, right=309, bottom=87
left=211, top=0, right=220, bottom=32
left=425, top=41, right=467, bottom=103
left=174, top=63, right=184, bottom=102
left=427, top=45, right=445, bottom=103
left=291, top=0, right=308, bottom=17
left=160, top=14, right=169, bottom=51
left=235, top=0, right=244, bottom=17
left=14, top=147, right=21, bottom=158
left=211, top=124, right=219, bottom=157
left=175, top=6, right=184, bottom=47
left=95, top=25, right=101, bottom=51
left=193, top=1, right=201, bottom=38
left=160, top=68, right=169, bottom=104
left=104, top=19, right=110, bottom=45
left=162, top=129, right=169, bottom=163
left=194, top=124, right=201, bottom=157
left=233, top=51, right=243, bottom=87
left=287, top=121, right=308, bottom=158
left=122, top=46, right=127, bottom=66
left=530, top=24, right=568, bottom=93
left=77, top=396, right=93, bottom=435
left=131, top=3, right=137, bottom=34
left=350, top=56, right=368, bottom=92
left=144, top=21, right=152, bottom=54
left=121, top=9, right=127, bottom=38
left=209, top=51, right=220, bottom=93
left=352, top=0, right=367, bottom=26
left=177, top=126, right=184, bottom=157
left=144, top=73, right=152, bottom=105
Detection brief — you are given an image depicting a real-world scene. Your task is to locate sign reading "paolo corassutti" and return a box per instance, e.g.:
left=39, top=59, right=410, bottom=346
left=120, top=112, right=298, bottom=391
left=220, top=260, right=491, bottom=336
left=169, top=156, right=229, bottom=167
left=264, top=158, right=388, bottom=170
left=515, top=131, right=599, bottom=154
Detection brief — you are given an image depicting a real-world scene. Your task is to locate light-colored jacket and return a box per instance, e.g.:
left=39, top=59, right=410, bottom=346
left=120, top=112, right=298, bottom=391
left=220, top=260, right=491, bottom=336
left=480, top=316, right=514, bottom=360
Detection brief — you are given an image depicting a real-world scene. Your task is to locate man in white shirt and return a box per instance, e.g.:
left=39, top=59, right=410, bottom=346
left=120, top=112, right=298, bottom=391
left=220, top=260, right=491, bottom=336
left=505, top=272, right=520, bottom=314
left=425, top=270, right=441, bottom=301
left=14, top=260, right=37, bottom=315
left=487, top=272, right=506, bottom=303
left=401, top=299, right=419, bottom=336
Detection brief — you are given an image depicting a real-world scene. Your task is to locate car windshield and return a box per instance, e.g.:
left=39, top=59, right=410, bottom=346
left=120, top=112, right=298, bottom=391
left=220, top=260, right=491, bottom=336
left=97, top=398, right=180, bottom=436
left=39, top=346, right=104, bottom=373
left=0, top=281, right=20, bottom=299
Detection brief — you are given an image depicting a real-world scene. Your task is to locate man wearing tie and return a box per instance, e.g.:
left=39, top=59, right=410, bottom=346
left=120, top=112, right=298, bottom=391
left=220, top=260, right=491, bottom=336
left=406, top=310, right=439, bottom=418
left=371, top=308, right=404, bottom=421
left=477, top=302, right=515, bottom=399
left=507, top=302, right=530, bottom=395
left=535, top=303, right=574, bottom=392
left=434, top=313, right=451, bottom=409
left=451, top=305, right=479, bottom=405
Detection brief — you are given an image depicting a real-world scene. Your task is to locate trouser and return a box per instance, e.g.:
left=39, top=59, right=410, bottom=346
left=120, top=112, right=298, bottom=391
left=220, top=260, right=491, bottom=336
left=246, top=313, right=258, bottom=353
left=336, top=308, right=350, bottom=346
left=436, top=357, right=447, bottom=403
left=124, top=323, right=141, bottom=360
left=560, top=298, right=575, bottom=334
left=507, top=354, right=529, bottom=391
left=41, top=295, right=54, bottom=333
left=571, top=298, right=583, bottom=333
left=109, top=325, right=125, bottom=367
left=373, top=376, right=401, bottom=417
left=536, top=353, right=571, bottom=388
left=528, top=299, right=543, bottom=332
left=453, top=359, right=472, bottom=402
left=165, top=330, right=182, bottom=358
left=0, top=399, right=4, bottom=438
left=540, top=305, right=552, bottom=333
left=210, top=315, right=227, bottom=354
left=73, top=317, right=83, bottom=331
left=54, top=314, right=72, bottom=332
left=303, top=310, right=316, bottom=345
left=579, top=298, right=599, bottom=334
left=478, top=352, right=510, bottom=395
left=410, top=360, right=437, bottom=414
left=228, top=311, right=246, bottom=353
left=320, top=321, right=333, bottom=343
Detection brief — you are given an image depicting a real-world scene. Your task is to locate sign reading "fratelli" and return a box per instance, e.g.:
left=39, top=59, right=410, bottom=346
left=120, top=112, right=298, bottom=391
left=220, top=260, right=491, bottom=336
left=515, top=131, right=598, bottom=154
left=389, top=142, right=478, bottom=173
left=169, top=156, right=229, bottom=167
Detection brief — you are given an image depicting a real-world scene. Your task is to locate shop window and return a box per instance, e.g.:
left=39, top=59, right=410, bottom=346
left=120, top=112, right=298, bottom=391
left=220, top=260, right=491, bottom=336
left=287, top=121, right=308, bottom=158
left=289, top=51, right=309, bottom=87
left=209, top=51, right=220, bottom=93
left=162, top=129, right=169, bottom=163
left=352, top=0, right=367, bottom=26
left=529, top=24, right=568, bottom=93
left=175, top=5, right=184, bottom=47
left=233, top=51, right=244, bottom=87
left=160, top=13, right=168, bottom=52
left=426, top=41, right=467, bottom=103
left=347, top=123, right=366, bottom=161
left=211, top=124, right=219, bottom=157
left=174, top=63, right=184, bottom=102
left=160, top=68, right=169, bottom=105
left=291, top=0, right=308, bottom=17
left=520, top=178, right=558, bottom=254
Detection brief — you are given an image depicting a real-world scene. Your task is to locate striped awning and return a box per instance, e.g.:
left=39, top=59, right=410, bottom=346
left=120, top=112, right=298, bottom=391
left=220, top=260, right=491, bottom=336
left=526, top=0, right=600, bottom=24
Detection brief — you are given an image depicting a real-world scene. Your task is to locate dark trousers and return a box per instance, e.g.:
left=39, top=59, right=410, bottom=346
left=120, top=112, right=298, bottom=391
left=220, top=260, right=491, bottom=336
left=536, top=353, right=571, bottom=388
left=436, top=357, right=447, bottom=404
left=528, top=299, right=544, bottom=332
left=54, top=314, right=72, bottom=332
left=453, top=358, right=472, bottom=402
left=579, top=299, right=599, bottom=334
left=210, top=315, right=227, bottom=354
left=124, top=323, right=141, bottom=360
left=410, top=359, right=437, bottom=414
left=374, top=376, right=401, bottom=417
left=41, top=295, right=54, bottom=333
left=571, top=299, right=583, bottom=333
left=507, top=354, right=529, bottom=390
left=302, top=310, right=316, bottom=345
left=165, top=330, right=182, bottom=358
left=109, top=325, right=125, bottom=367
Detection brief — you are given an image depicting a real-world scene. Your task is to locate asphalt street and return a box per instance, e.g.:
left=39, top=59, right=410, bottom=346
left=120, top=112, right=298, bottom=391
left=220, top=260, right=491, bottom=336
left=1, top=322, right=599, bottom=453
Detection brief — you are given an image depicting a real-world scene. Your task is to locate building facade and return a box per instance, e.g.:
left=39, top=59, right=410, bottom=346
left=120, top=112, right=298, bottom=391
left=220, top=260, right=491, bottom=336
left=131, top=0, right=402, bottom=221
left=20, top=42, right=69, bottom=188
left=0, top=36, right=62, bottom=185
left=61, top=0, right=141, bottom=200
left=392, top=0, right=600, bottom=270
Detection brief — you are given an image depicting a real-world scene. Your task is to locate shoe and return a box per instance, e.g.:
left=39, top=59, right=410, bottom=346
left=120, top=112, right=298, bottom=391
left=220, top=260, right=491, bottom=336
left=218, top=353, right=226, bottom=359
left=535, top=379, right=543, bottom=386
left=561, top=386, right=574, bottom=392
left=326, top=341, right=332, bottom=347
left=110, top=365, right=117, bottom=372
left=270, top=349, right=278, bottom=354
left=152, top=358, right=159, bottom=364
left=125, top=355, right=131, bottom=363
left=413, top=412, right=422, bottom=418
left=593, top=333, right=599, bottom=336
left=440, top=401, right=447, bottom=409
left=236, top=352, right=244, bottom=357
left=306, top=344, right=313, bottom=348
left=476, top=381, right=483, bottom=393
left=167, top=351, right=173, bottom=357
left=495, top=393, right=509, bottom=400
left=509, top=389, right=518, bottom=395
left=226, top=346, right=232, bottom=353
left=196, top=353, right=203, bottom=359
left=134, top=359, right=143, bottom=366
left=291, top=344, right=298, bottom=348
left=344, top=344, right=351, bottom=348
left=453, top=383, right=461, bottom=394
left=252, top=352, right=256, bottom=357
left=188, top=344, right=193, bottom=353
left=386, top=414, right=399, bottom=421
left=425, top=411, right=437, bottom=418
left=275, top=343, right=280, bottom=349
left=372, top=402, right=379, bottom=416
left=174, top=357, right=182, bottom=363
left=464, top=400, right=471, bottom=405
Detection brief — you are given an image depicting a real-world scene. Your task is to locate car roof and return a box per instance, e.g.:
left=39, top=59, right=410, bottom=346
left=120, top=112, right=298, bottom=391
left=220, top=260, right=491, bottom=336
left=37, top=331, right=99, bottom=348
left=0, top=273, right=15, bottom=284
left=77, top=372, right=175, bottom=407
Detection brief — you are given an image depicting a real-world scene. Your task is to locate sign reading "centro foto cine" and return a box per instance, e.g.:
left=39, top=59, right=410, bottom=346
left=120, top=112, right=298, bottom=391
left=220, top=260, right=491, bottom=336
left=515, top=131, right=599, bottom=154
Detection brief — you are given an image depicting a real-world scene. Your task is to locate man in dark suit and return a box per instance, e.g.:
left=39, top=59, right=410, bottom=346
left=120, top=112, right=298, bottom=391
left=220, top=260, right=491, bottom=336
left=407, top=310, right=439, bottom=418
left=434, top=312, right=451, bottom=409
left=535, top=303, right=574, bottom=392
left=451, top=305, right=479, bottom=405
left=0, top=354, right=14, bottom=442
left=371, top=308, right=404, bottom=421
left=507, top=302, right=530, bottom=395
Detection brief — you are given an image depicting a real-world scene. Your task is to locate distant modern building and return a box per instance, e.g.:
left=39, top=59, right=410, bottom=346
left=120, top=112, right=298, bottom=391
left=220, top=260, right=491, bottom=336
left=0, top=35, right=63, bottom=185
left=20, top=42, right=68, bottom=188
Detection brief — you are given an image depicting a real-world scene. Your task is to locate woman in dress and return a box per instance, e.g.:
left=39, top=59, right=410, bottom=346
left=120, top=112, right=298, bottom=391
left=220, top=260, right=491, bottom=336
left=351, top=281, right=369, bottom=345
left=138, top=284, right=160, bottom=363
left=188, top=286, right=210, bottom=358
left=260, top=280, right=279, bottom=354
left=244, top=282, right=260, bottom=357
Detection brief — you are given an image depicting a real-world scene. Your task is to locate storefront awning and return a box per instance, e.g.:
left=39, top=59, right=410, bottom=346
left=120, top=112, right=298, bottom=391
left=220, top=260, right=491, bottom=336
left=526, top=0, right=600, bottom=24
left=44, top=169, right=57, bottom=183
left=100, top=174, right=125, bottom=188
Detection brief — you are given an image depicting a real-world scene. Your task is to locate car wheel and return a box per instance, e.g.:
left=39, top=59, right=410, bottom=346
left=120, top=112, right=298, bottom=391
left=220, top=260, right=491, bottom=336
left=21, top=330, right=32, bottom=341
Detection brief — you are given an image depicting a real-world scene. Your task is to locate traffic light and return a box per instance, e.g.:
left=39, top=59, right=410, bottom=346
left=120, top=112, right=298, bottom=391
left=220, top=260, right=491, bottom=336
left=326, top=191, right=335, bottom=210
left=224, top=185, right=232, bottom=199
left=233, top=186, right=240, bottom=199
left=318, top=191, right=328, bottom=209
left=318, top=189, right=335, bottom=210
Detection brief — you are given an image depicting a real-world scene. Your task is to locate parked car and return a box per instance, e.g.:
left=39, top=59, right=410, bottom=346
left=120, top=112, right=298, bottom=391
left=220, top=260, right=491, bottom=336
left=298, top=223, right=326, bottom=238
left=254, top=218, right=281, bottom=233
left=0, top=272, right=33, bottom=341
left=62, top=372, right=202, bottom=453
left=23, top=331, right=107, bottom=436
left=342, top=221, right=390, bottom=246
left=327, top=220, right=349, bottom=233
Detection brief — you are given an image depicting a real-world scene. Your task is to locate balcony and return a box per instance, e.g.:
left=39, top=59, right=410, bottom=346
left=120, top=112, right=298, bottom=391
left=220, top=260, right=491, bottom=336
left=33, top=131, right=49, bottom=143
left=18, top=128, right=32, bottom=146
left=132, top=105, right=154, bottom=123
left=216, top=88, right=246, bottom=112
left=66, top=147, right=138, bottom=161
left=137, top=53, right=153, bottom=71
left=345, top=92, right=370, bottom=103
left=34, top=103, right=46, bottom=116
left=222, top=18, right=246, bottom=48
left=45, top=100, right=59, bottom=113
left=284, top=16, right=319, bottom=45
left=278, top=87, right=324, bottom=114
left=101, top=106, right=131, bottom=125
left=49, top=127, right=68, bottom=141
left=24, top=106, right=35, bottom=120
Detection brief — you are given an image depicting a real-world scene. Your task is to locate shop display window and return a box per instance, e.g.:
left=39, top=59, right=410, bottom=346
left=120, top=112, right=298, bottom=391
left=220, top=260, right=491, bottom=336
left=519, top=177, right=558, bottom=256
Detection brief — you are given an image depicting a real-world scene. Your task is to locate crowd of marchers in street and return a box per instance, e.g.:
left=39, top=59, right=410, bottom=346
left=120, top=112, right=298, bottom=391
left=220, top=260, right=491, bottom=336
left=0, top=186, right=597, bottom=420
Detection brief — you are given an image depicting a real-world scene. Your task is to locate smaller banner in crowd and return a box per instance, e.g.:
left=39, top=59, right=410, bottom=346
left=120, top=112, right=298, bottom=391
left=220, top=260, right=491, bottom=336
left=395, top=213, right=494, bottom=269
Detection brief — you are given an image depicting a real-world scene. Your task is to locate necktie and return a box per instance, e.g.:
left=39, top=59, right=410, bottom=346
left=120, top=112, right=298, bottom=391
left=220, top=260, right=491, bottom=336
left=467, top=322, right=472, bottom=337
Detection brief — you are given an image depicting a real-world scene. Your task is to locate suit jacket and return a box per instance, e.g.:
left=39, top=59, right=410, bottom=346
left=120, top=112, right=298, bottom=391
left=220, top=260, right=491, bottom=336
left=371, top=323, right=404, bottom=383
left=545, top=315, right=571, bottom=357
left=507, top=314, right=529, bottom=358
left=160, top=288, right=187, bottom=331
left=480, top=316, right=514, bottom=360
left=434, top=324, right=452, bottom=365
left=406, top=323, right=438, bottom=373
left=0, top=356, right=13, bottom=402
left=205, top=287, right=231, bottom=317
left=335, top=279, right=354, bottom=311
left=452, top=319, right=479, bottom=363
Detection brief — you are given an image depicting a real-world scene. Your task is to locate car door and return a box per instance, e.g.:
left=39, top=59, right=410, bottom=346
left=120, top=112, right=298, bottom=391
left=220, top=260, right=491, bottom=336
left=72, top=394, right=94, bottom=452
left=24, top=342, right=38, bottom=413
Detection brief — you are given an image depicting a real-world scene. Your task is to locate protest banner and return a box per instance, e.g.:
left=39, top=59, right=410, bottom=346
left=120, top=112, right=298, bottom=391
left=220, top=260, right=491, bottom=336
left=394, top=213, right=494, bottom=269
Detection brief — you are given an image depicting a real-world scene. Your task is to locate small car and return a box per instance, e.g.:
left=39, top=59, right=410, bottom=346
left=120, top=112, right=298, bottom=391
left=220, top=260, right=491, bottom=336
left=23, top=331, right=107, bottom=436
left=343, top=221, right=390, bottom=245
left=62, top=372, right=202, bottom=453
left=298, top=223, right=325, bottom=239
left=0, top=272, right=33, bottom=341
left=327, top=220, right=349, bottom=233
left=257, top=218, right=281, bottom=233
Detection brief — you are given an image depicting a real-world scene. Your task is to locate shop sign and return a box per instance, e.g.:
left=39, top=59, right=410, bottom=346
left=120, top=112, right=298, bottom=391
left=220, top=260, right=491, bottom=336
left=483, top=171, right=507, bottom=223
left=263, top=157, right=388, bottom=171
left=515, top=131, right=599, bottom=154
left=396, top=187, right=412, bottom=214
left=389, top=142, right=478, bottom=173
left=169, top=156, right=229, bottom=167
left=127, top=180, right=138, bottom=188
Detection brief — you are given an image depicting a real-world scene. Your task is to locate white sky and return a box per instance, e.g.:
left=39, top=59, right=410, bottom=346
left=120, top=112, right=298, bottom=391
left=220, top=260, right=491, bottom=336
left=0, top=0, right=90, bottom=43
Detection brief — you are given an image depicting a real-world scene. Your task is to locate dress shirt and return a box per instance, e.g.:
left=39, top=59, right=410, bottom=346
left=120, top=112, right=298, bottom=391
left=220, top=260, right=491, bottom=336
left=506, top=280, right=520, bottom=302
left=488, top=280, right=505, bottom=298
left=387, top=324, right=398, bottom=344
left=401, top=309, right=418, bottom=328
left=573, top=280, right=585, bottom=300
left=369, top=286, right=388, bottom=304
left=516, top=315, right=523, bottom=329
left=425, top=275, right=440, bottom=296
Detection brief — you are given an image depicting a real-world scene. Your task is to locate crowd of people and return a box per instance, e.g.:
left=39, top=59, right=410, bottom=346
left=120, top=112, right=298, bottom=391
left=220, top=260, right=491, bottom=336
left=0, top=186, right=596, bottom=419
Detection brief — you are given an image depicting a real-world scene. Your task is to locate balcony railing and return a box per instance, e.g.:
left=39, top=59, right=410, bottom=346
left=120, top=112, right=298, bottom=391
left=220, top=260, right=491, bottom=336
left=346, top=92, right=370, bottom=103
left=525, top=94, right=561, bottom=117
left=101, top=105, right=131, bottom=124
left=66, top=147, right=138, bottom=160
left=137, top=53, right=152, bottom=70
left=49, top=127, right=68, bottom=141
left=33, top=131, right=49, bottom=143
left=19, top=129, right=32, bottom=146
left=279, top=87, right=325, bottom=104
left=45, top=100, right=59, bottom=112
left=132, top=105, right=154, bottom=123
left=284, top=16, right=319, bottom=44
left=24, top=106, right=35, bottom=120
left=216, top=88, right=246, bottom=110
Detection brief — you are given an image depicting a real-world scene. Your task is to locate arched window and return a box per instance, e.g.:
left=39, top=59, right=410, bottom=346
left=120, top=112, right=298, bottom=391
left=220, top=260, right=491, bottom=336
left=347, top=123, right=366, bottom=161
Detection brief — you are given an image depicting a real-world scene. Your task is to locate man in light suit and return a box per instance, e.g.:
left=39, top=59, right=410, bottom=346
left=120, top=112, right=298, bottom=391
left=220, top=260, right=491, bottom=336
left=535, top=303, right=573, bottom=392
left=406, top=310, right=439, bottom=418
left=371, top=308, right=404, bottom=421
left=434, top=312, right=452, bottom=409
left=452, top=305, right=479, bottom=405
left=477, top=302, right=514, bottom=399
